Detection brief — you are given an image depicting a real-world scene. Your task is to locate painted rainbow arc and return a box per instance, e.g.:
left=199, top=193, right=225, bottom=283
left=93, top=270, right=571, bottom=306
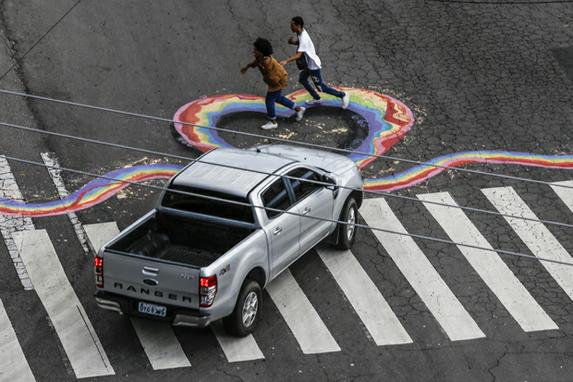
left=0, top=164, right=182, bottom=217
left=173, top=87, right=415, bottom=169
left=364, top=151, right=573, bottom=192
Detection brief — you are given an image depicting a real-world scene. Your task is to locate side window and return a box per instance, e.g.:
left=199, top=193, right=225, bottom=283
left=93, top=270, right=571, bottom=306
left=288, top=168, right=322, bottom=202
left=261, top=177, right=292, bottom=219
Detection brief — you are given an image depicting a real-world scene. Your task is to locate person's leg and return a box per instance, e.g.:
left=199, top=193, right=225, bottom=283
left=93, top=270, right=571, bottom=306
left=275, top=93, right=295, bottom=109
left=265, top=91, right=280, bottom=119
left=262, top=91, right=280, bottom=129
left=298, top=69, right=321, bottom=100
left=310, top=69, right=345, bottom=98
left=276, top=92, right=306, bottom=122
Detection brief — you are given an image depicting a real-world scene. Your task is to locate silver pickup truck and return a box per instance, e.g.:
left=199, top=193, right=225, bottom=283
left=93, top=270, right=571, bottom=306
left=95, top=144, right=363, bottom=336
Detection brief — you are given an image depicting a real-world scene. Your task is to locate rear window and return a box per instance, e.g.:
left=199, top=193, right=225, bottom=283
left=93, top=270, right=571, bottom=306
left=161, top=186, right=254, bottom=223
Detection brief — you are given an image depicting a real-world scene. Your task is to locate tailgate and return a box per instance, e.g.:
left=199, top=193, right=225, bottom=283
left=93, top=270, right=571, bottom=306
left=103, top=251, right=200, bottom=309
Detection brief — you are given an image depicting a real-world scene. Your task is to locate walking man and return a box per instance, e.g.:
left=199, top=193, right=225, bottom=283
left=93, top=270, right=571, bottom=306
left=241, top=37, right=305, bottom=130
left=280, top=16, right=349, bottom=109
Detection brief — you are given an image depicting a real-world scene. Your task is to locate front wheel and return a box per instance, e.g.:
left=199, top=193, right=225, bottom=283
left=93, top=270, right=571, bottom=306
left=336, top=197, right=358, bottom=250
left=223, top=279, right=262, bottom=337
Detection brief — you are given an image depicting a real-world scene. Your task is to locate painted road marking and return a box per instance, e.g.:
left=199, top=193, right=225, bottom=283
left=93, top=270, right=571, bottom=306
left=361, top=198, right=485, bottom=341
left=0, top=155, right=34, bottom=290
left=317, top=247, right=412, bottom=345
left=419, top=192, right=558, bottom=332
left=84, top=223, right=191, bottom=370
left=550, top=181, right=573, bottom=214
left=0, top=298, right=35, bottom=381
left=40, top=152, right=90, bottom=255
left=266, top=269, right=340, bottom=354
left=129, top=318, right=192, bottom=370
left=12, top=229, right=114, bottom=378
left=483, top=187, right=573, bottom=301
left=211, top=321, right=265, bottom=362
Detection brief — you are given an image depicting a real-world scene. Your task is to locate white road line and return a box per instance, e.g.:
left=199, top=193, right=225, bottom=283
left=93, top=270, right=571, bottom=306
left=483, top=187, right=573, bottom=301
left=360, top=198, right=485, bottom=341
left=84, top=222, right=191, bottom=370
left=317, top=247, right=412, bottom=345
left=550, top=181, right=573, bottom=214
left=418, top=192, right=558, bottom=332
left=0, top=298, right=35, bottom=381
left=211, top=322, right=265, bottom=362
left=40, top=152, right=90, bottom=255
left=0, top=155, right=34, bottom=290
left=12, top=230, right=114, bottom=378
left=130, top=318, right=191, bottom=370
left=266, top=269, right=340, bottom=354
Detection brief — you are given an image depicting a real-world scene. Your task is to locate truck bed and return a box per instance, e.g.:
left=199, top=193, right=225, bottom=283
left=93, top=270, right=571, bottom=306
left=108, top=211, right=254, bottom=267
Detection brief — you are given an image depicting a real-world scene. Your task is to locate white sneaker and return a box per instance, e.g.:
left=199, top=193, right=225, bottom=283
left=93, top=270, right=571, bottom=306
left=341, top=93, right=350, bottom=109
left=305, top=99, right=322, bottom=105
left=296, top=107, right=306, bottom=122
left=261, top=120, right=278, bottom=130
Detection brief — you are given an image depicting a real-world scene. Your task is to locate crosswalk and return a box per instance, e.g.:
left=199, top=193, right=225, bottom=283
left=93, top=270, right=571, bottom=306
left=0, top=153, right=573, bottom=379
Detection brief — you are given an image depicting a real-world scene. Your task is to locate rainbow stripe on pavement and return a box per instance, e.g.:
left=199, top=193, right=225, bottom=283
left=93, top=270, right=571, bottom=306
left=0, top=164, right=181, bottom=217
left=364, top=151, right=573, bottom=192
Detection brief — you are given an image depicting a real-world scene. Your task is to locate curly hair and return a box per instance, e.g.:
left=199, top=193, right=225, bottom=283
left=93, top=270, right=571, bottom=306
left=253, top=37, right=273, bottom=56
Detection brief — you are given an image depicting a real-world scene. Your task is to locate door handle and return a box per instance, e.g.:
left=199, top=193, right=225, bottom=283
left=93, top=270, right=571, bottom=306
left=273, top=226, right=283, bottom=235
left=303, top=207, right=311, bottom=215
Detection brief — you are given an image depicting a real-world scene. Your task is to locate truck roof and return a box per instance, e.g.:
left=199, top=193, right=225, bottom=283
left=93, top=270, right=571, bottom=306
left=172, top=147, right=295, bottom=197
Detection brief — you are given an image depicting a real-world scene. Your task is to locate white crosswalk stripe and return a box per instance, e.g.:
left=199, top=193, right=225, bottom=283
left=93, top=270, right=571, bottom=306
left=211, top=322, right=264, bottom=362
left=361, top=198, right=486, bottom=341
left=550, top=181, right=573, bottom=214
left=418, top=192, right=558, bottom=332
left=317, top=247, right=412, bottom=345
left=84, top=222, right=264, bottom=365
left=12, top=229, right=114, bottom=378
left=0, top=155, right=34, bottom=290
left=482, top=187, right=573, bottom=301
left=130, top=318, right=192, bottom=370
left=266, top=269, right=340, bottom=354
left=40, top=152, right=90, bottom=255
left=0, top=298, right=35, bottom=381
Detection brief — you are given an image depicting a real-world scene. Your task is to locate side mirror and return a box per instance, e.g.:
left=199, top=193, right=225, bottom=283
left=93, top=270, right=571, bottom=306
left=320, top=174, right=338, bottom=195
left=320, top=174, right=336, bottom=186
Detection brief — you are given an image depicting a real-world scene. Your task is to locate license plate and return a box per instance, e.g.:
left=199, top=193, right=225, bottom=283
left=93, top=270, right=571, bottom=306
left=138, top=302, right=167, bottom=318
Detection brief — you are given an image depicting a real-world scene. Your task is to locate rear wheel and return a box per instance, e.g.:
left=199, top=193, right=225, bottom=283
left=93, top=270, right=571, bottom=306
left=336, top=197, right=358, bottom=250
left=223, top=279, right=262, bottom=337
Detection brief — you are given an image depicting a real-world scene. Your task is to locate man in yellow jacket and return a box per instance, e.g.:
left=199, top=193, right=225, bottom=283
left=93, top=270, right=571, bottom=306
left=241, top=38, right=305, bottom=130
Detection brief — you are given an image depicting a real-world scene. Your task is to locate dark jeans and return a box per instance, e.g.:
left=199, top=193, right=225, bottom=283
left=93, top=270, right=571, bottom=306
left=299, top=69, right=345, bottom=100
left=266, top=90, right=296, bottom=120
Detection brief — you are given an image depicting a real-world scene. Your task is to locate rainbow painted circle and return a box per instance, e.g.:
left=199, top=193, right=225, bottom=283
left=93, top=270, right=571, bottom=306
left=173, top=88, right=415, bottom=170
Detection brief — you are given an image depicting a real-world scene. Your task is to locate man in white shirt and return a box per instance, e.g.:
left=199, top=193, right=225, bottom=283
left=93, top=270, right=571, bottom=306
left=281, top=16, right=349, bottom=109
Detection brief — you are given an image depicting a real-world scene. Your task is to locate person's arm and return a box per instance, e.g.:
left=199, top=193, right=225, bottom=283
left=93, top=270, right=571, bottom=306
left=287, top=36, right=298, bottom=45
left=280, top=51, right=303, bottom=66
left=240, top=59, right=257, bottom=74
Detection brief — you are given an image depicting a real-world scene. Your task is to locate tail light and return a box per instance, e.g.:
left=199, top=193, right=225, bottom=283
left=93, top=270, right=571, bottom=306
left=199, top=275, right=217, bottom=307
left=95, top=255, right=104, bottom=288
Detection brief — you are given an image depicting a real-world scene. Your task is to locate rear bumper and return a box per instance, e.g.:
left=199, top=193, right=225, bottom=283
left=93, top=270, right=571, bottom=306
left=95, top=290, right=212, bottom=328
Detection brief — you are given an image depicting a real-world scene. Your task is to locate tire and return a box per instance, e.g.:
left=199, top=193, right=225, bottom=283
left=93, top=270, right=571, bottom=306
left=223, top=279, right=262, bottom=337
left=336, top=197, right=358, bottom=250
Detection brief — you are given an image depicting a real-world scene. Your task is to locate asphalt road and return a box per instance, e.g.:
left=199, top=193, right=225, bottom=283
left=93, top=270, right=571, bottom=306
left=0, top=0, right=573, bottom=381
